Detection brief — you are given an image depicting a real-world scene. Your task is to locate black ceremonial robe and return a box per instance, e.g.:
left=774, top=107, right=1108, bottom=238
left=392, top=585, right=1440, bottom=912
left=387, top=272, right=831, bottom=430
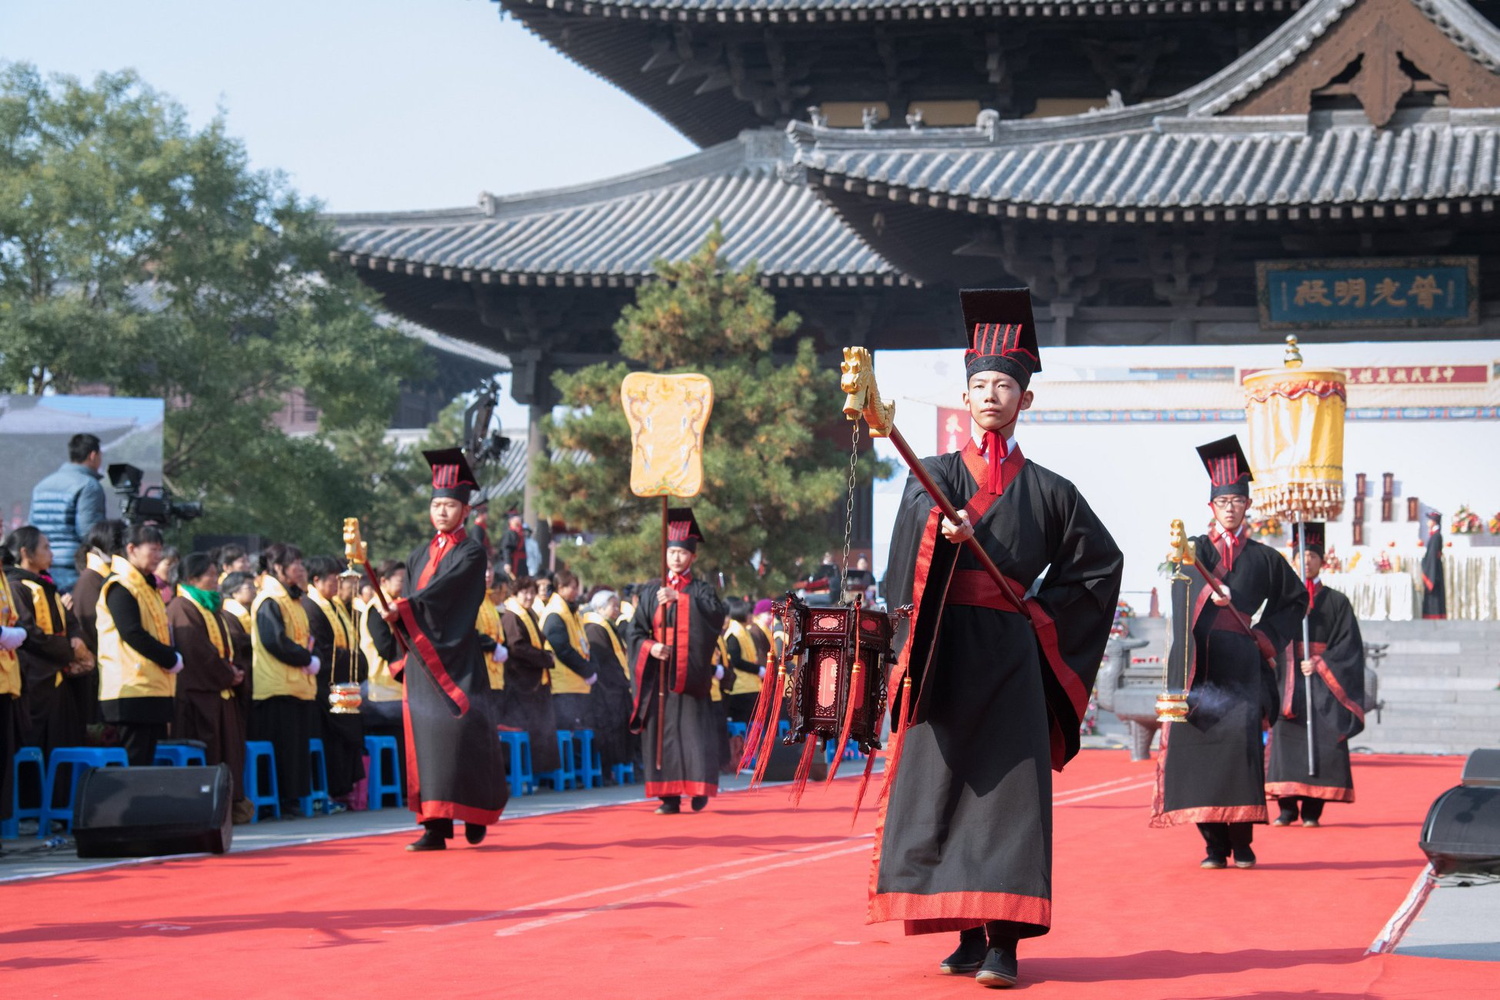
left=628, top=576, right=727, bottom=800
left=1153, top=531, right=1306, bottom=827
left=397, top=531, right=508, bottom=826
left=875, top=441, right=1122, bottom=938
left=1421, top=527, right=1446, bottom=619
left=1266, top=580, right=1365, bottom=802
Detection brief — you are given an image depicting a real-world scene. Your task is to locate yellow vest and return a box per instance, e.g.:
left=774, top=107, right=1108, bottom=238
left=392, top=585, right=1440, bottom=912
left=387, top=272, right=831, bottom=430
left=723, top=619, right=762, bottom=696
left=503, top=597, right=550, bottom=686
left=251, top=576, right=316, bottom=701
left=582, top=610, right=630, bottom=683
left=477, top=597, right=504, bottom=691
left=540, top=592, right=592, bottom=695
left=86, top=549, right=112, bottom=579
left=359, top=598, right=403, bottom=703
left=97, top=555, right=175, bottom=703
left=181, top=588, right=236, bottom=700
left=17, top=577, right=67, bottom=689
left=223, top=598, right=252, bottom=632
left=0, top=572, right=20, bottom=698
left=710, top=635, right=727, bottom=702
left=616, top=600, right=636, bottom=631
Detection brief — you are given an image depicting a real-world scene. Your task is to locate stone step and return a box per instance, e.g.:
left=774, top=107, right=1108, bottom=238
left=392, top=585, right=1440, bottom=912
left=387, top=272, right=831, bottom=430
left=1379, top=676, right=1500, bottom=692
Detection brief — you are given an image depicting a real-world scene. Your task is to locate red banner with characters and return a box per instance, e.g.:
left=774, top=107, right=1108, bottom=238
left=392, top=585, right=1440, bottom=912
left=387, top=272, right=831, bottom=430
left=938, top=407, right=970, bottom=454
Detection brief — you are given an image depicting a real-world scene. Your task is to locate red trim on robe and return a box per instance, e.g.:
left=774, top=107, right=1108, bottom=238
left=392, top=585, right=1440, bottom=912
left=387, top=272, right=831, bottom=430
left=645, top=780, right=717, bottom=798
left=1156, top=803, right=1268, bottom=826
left=867, top=890, right=1051, bottom=935
left=1264, top=781, right=1355, bottom=802
left=396, top=598, right=471, bottom=716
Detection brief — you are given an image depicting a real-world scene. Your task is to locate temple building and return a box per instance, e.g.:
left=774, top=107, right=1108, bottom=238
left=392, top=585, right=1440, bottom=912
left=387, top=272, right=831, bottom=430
left=333, top=0, right=1500, bottom=546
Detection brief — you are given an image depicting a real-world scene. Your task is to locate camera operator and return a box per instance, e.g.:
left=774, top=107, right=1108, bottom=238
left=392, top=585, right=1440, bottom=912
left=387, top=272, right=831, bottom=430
left=28, top=433, right=107, bottom=594
left=96, top=523, right=182, bottom=765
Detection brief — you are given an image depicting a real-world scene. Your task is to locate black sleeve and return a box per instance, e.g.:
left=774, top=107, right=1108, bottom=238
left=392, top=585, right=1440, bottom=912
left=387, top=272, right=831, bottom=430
left=104, top=585, right=177, bottom=668
left=255, top=600, right=312, bottom=667
left=367, top=611, right=401, bottom=663
left=543, top=613, right=593, bottom=676
left=725, top=635, right=756, bottom=674
left=302, top=599, right=334, bottom=663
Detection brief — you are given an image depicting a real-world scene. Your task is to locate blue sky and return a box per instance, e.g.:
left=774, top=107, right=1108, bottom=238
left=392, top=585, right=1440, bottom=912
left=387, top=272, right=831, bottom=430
left=1, top=0, right=695, bottom=213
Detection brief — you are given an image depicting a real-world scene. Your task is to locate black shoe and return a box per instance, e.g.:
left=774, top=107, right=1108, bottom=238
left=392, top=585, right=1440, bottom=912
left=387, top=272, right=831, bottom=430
left=690, top=795, right=708, bottom=812
left=975, top=943, right=1019, bottom=988
left=939, top=928, right=987, bottom=974
left=1233, top=848, right=1257, bottom=869
left=464, top=823, right=487, bottom=845
left=655, top=798, right=681, bottom=815
left=1200, top=855, right=1227, bottom=869
left=406, top=829, right=447, bottom=852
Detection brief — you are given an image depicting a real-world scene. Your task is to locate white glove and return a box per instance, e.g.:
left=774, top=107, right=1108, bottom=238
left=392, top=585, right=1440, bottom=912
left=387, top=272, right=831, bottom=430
left=304, top=655, right=322, bottom=677
left=0, top=626, right=25, bottom=651
left=167, top=653, right=185, bottom=675
left=758, top=667, right=766, bottom=679
left=491, top=644, right=508, bottom=664
left=585, top=673, right=598, bottom=687
left=714, top=664, right=725, bottom=681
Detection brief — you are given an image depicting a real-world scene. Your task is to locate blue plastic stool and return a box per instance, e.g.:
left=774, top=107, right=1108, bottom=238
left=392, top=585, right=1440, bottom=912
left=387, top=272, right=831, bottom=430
left=243, top=740, right=281, bottom=822
left=545, top=730, right=577, bottom=791
left=611, top=761, right=636, bottom=785
left=363, top=735, right=402, bottom=810
left=726, top=721, right=749, bottom=739
left=571, top=729, right=603, bottom=789
left=153, top=743, right=207, bottom=767
left=1, top=746, right=45, bottom=839
left=38, top=746, right=129, bottom=836
left=498, top=730, right=535, bottom=797
left=825, top=740, right=864, bottom=764
left=299, top=738, right=331, bottom=817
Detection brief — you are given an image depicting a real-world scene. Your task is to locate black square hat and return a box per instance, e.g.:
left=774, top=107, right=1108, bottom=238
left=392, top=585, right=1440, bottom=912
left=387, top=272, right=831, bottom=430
left=424, top=448, right=480, bottom=503
left=1196, top=435, right=1253, bottom=499
left=666, top=507, right=704, bottom=552
left=1291, top=521, right=1325, bottom=556
left=960, top=288, right=1041, bottom=389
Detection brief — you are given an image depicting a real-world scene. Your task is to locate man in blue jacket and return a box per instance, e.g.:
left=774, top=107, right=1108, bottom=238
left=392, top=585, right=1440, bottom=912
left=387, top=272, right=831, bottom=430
left=28, top=433, right=107, bottom=593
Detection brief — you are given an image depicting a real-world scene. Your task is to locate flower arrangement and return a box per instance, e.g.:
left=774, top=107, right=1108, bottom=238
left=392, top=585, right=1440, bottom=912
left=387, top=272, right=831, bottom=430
left=1489, top=512, right=1500, bottom=535
left=1451, top=504, right=1484, bottom=534
left=1250, top=515, right=1283, bottom=538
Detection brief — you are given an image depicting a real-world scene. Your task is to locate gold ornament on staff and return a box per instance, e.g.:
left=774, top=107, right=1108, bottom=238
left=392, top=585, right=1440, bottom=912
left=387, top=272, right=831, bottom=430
left=620, top=372, right=715, bottom=769
left=1156, top=519, right=1193, bottom=724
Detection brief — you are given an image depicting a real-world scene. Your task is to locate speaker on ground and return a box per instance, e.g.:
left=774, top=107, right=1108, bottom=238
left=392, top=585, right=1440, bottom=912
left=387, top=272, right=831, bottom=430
left=74, top=763, right=233, bottom=859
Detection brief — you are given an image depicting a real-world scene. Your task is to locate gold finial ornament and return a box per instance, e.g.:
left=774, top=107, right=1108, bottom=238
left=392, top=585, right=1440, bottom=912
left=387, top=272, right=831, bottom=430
left=1284, top=334, right=1303, bottom=369
left=840, top=347, right=895, bottom=437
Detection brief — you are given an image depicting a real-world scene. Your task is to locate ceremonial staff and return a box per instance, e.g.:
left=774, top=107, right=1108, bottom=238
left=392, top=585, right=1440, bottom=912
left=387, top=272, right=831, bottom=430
left=839, top=347, right=1030, bottom=621
left=1243, top=336, right=1348, bottom=777
left=342, top=518, right=407, bottom=656
left=621, top=371, right=714, bottom=769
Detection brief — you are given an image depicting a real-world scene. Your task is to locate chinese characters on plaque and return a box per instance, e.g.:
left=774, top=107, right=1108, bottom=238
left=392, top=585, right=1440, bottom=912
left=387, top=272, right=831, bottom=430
left=1257, top=257, right=1478, bottom=329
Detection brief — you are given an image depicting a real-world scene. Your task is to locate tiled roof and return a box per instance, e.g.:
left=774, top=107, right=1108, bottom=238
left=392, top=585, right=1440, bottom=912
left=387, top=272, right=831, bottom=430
left=787, top=0, right=1500, bottom=222
left=331, top=130, right=904, bottom=288
left=501, top=0, right=1306, bottom=22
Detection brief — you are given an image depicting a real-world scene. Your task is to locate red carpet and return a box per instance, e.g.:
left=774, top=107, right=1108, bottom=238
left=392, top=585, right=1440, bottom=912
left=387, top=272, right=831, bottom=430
left=2, top=752, right=1492, bottom=998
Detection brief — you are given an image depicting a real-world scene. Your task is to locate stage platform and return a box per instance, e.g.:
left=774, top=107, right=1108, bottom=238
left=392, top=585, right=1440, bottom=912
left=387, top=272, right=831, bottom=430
left=1, top=751, right=1494, bottom=998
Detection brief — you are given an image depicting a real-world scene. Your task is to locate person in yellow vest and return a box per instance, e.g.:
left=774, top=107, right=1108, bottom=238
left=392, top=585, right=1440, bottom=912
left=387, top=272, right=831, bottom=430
left=358, top=559, right=407, bottom=780
left=250, top=542, right=318, bottom=811
left=582, top=588, right=635, bottom=779
left=169, top=552, right=250, bottom=820
left=710, top=630, right=732, bottom=773
left=4, top=527, right=92, bottom=756
left=66, top=518, right=122, bottom=732
left=475, top=561, right=509, bottom=723
left=499, top=575, right=560, bottom=775
left=303, top=556, right=364, bottom=808
left=750, top=597, right=775, bottom=675
left=0, top=564, right=26, bottom=846
left=96, top=523, right=181, bottom=765
left=540, top=569, right=595, bottom=735
left=721, top=597, right=762, bottom=724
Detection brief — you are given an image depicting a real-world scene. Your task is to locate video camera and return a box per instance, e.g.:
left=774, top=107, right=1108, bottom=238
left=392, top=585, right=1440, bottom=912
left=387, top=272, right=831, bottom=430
left=107, top=463, right=204, bottom=528
left=464, top=377, right=512, bottom=469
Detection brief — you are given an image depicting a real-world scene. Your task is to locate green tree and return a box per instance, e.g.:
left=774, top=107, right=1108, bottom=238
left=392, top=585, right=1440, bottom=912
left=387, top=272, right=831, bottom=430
left=537, top=225, right=877, bottom=593
left=0, top=63, right=426, bottom=552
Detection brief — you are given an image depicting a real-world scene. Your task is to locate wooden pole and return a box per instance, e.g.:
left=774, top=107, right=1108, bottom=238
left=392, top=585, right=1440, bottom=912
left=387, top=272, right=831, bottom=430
left=656, top=495, right=669, bottom=770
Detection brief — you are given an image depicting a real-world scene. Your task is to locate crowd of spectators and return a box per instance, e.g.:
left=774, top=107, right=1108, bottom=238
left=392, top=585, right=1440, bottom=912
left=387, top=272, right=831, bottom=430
left=1, top=435, right=809, bottom=842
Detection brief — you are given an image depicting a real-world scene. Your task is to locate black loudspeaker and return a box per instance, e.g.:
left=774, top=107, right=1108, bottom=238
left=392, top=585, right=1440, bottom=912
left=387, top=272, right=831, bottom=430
left=1461, top=748, right=1500, bottom=788
left=75, top=764, right=233, bottom=859
left=1419, top=783, right=1500, bottom=877
left=759, top=739, right=829, bottom=783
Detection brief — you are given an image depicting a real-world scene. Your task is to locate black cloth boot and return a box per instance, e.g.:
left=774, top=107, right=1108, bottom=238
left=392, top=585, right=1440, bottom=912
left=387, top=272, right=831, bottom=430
left=1228, top=821, right=1256, bottom=868
left=1198, top=821, right=1230, bottom=867
left=655, top=795, right=681, bottom=815
left=938, top=926, right=987, bottom=974
left=1300, top=797, right=1325, bottom=825
left=407, top=819, right=452, bottom=851
left=977, top=925, right=1019, bottom=988
left=1274, top=797, right=1300, bottom=826
left=464, top=822, right=487, bottom=845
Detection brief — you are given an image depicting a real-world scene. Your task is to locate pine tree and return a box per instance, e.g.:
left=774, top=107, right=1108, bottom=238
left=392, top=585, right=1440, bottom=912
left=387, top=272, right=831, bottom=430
left=537, top=225, right=877, bottom=593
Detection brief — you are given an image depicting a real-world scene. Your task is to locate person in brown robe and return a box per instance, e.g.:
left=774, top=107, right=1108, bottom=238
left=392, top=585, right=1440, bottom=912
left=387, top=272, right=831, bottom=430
left=499, top=575, right=560, bottom=774
left=168, top=552, right=249, bottom=814
left=4, top=527, right=91, bottom=755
